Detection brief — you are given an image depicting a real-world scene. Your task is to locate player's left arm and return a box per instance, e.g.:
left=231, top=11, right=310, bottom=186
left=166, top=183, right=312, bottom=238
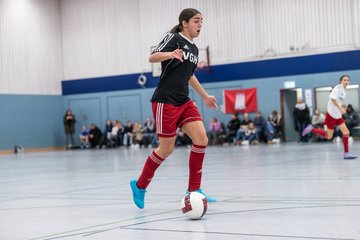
left=189, top=75, right=218, bottom=110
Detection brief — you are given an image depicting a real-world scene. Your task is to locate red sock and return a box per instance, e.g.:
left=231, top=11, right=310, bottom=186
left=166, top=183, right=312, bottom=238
left=343, top=135, right=349, bottom=153
left=312, top=128, right=327, bottom=138
left=188, top=144, right=206, bottom=192
left=137, top=151, right=165, bottom=189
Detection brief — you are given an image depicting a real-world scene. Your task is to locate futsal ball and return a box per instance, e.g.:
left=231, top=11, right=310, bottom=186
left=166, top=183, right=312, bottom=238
left=181, top=191, right=208, bottom=220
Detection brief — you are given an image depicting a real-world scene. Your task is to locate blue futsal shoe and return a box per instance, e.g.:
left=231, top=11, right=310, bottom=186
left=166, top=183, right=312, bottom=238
left=344, top=152, right=357, bottom=160
left=188, top=188, right=216, bottom=203
left=130, top=179, right=146, bottom=209
left=302, top=124, right=313, bottom=137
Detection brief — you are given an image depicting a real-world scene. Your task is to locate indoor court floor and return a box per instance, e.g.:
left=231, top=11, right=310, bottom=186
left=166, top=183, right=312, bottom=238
left=0, top=142, right=359, bottom=240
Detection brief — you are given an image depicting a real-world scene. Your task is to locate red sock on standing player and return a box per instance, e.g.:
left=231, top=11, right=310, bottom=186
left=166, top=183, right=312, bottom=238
left=188, top=144, right=206, bottom=192
left=343, top=135, right=349, bottom=153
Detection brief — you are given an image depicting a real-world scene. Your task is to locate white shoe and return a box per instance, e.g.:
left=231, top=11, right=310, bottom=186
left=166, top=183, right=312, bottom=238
left=241, top=140, right=249, bottom=146
left=272, top=138, right=280, bottom=144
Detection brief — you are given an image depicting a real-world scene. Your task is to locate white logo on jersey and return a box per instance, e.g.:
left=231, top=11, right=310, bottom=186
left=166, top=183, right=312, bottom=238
left=183, top=45, right=189, bottom=50
left=183, top=52, right=198, bottom=64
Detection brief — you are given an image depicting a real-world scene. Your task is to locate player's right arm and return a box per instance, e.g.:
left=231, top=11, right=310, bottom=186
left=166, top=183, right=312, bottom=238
left=149, top=50, right=183, bottom=63
left=149, top=33, right=183, bottom=63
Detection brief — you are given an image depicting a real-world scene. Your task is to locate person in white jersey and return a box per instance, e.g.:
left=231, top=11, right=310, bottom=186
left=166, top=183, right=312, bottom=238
left=302, top=75, right=357, bottom=159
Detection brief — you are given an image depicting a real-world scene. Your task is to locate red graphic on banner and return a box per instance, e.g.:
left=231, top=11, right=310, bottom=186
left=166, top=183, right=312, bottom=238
left=223, top=88, right=258, bottom=114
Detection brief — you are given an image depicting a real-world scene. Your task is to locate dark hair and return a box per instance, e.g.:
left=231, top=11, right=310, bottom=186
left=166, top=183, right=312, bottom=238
left=64, top=109, right=72, bottom=117
left=339, top=74, right=350, bottom=82
left=170, top=8, right=201, bottom=33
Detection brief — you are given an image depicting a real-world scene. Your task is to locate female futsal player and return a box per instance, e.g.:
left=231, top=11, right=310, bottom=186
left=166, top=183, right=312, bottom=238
left=302, top=75, right=357, bottom=160
left=130, top=8, right=218, bottom=209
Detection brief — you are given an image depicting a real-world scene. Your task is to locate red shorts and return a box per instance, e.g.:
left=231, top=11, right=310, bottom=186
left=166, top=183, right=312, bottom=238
left=152, top=100, right=202, bottom=138
left=324, top=112, right=344, bottom=130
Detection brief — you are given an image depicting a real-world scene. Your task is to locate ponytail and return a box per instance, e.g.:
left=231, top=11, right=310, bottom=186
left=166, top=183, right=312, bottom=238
left=170, top=24, right=182, bottom=33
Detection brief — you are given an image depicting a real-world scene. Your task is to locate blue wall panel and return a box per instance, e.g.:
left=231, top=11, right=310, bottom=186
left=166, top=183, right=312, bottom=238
left=0, top=95, right=63, bottom=150
left=107, top=94, right=143, bottom=124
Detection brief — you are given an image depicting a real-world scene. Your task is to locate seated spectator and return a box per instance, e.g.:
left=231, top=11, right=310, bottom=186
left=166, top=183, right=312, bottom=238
left=117, top=121, right=125, bottom=146
left=235, top=113, right=252, bottom=142
left=312, top=108, right=325, bottom=128
left=79, top=125, right=90, bottom=148
left=123, top=120, right=133, bottom=147
left=207, top=117, right=223, bottom=145
left=101, top=119, right=113, bottom=147
left=223, top=113, right=241, bottom=145
left=335, top=104, right=360, bottom=140
left=175, top=129, right=192, bottom=147
left=311, top=108, right=326, bottom=142
left=268, top=110, right=282, bottom=140
left=88, top=123, right=102, bottom=148
left=242, top=113, right=252, bottom=126
left=218, top=122, right=227, bottom=144
left=253, top=111, right=269, bottom=143
left=239, top=122, right=258, bottom=145
left=344, top=104, right=359, bottom=136
left=110, top=120, right=124, bottom=147
left=133, top=122, right=144, bottom=147
left=142, top=117, right=158, bottom=148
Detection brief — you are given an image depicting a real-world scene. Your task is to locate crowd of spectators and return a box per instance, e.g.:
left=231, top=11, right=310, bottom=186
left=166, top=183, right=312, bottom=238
left=206, top=111, right=283, bottom=146
left=63, top=117, right=158, bottom=150
left=65, top=103, right=359, bottom=150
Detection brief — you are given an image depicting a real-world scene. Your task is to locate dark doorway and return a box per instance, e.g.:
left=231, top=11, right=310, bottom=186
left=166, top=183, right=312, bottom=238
left=280, top=88, right=302, bottom=142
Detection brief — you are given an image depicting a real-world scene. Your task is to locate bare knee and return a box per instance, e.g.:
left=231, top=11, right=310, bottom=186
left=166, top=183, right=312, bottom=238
left=156, top=145, right=174, bottom=158
left=339, top=123, right=350, bottom=137
left=326, top=133, right=334, bottom=140
left=342, top=130, right=350, bottom=136
left=193, top=135, right=208, bottom=146
left=326, top=129, right=334, bottom=140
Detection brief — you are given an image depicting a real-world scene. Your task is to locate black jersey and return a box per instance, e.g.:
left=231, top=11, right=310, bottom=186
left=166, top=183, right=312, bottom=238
left=151, top=32, right=199, bottom=106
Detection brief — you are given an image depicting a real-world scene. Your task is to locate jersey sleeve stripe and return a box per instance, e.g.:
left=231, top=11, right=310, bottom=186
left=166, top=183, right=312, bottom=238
left=154, top=33, right=175, bottom=52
